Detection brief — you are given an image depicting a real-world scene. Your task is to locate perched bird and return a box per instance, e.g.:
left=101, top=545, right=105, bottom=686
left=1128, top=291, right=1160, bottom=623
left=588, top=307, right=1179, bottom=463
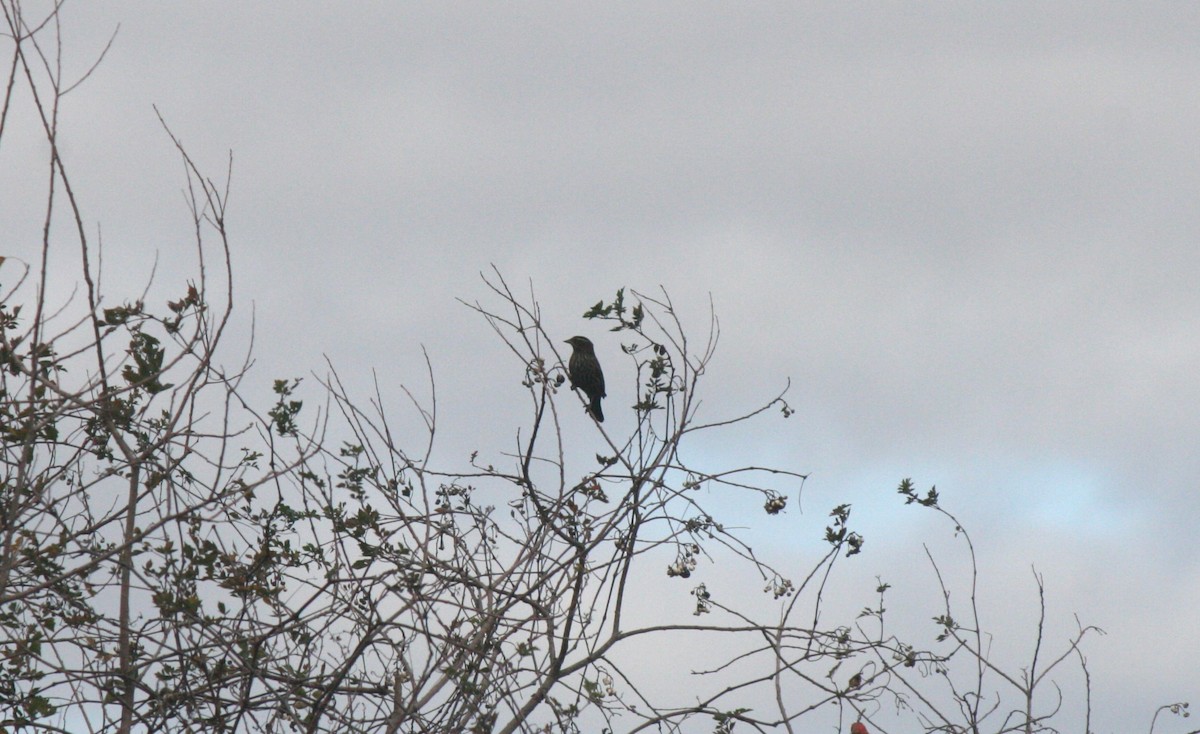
left=564, top=336, right=605, bottom=422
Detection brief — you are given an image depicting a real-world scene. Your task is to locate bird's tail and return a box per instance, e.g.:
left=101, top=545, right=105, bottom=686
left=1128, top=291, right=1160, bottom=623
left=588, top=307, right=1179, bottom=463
left=589, top=397, right=604, bottom=423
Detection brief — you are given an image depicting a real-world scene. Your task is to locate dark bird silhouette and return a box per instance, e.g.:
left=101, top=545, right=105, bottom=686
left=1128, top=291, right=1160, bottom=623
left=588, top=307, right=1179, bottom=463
left=564, top=336, right=605, bottom=422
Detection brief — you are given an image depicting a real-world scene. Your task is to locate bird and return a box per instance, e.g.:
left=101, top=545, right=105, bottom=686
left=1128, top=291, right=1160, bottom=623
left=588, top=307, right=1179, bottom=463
left=564, top=336, right=605, bottom=422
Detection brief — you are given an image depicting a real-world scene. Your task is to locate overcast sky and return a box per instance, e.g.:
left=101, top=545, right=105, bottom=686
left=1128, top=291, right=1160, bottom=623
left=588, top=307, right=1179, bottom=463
left=4, top=3, right=1199, bottom=731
